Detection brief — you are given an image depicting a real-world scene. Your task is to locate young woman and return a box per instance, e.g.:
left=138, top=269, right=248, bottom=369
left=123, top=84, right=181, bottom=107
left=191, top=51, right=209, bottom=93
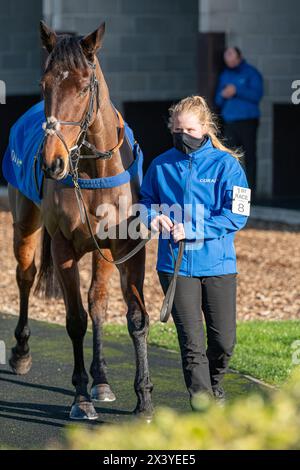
left=139, top=96, right=250, bottom=408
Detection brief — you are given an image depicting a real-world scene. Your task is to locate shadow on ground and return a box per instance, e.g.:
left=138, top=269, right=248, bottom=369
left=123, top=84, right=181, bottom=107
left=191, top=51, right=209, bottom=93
left=0, top=314, right=269, bottom=449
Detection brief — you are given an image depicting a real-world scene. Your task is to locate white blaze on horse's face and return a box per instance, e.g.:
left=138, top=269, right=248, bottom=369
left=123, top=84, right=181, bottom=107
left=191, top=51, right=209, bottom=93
left=61, top=71, right=69, bottom=81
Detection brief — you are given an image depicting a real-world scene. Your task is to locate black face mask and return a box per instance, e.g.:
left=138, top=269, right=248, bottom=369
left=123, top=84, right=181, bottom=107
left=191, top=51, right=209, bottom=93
left=173, top=132, right=208, bottom=154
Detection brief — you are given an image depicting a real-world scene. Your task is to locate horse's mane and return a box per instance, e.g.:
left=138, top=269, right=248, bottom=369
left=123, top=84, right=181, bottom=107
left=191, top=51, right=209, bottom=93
left=45, top=35, right=89, bottom=72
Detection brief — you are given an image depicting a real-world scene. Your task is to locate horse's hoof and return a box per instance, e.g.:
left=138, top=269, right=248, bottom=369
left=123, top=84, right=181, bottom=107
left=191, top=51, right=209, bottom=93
left=133, top=406, right=154, bottom=423
left=91, top=384, right=116, bottom=402
left=9, top=352, right=32, bottom=375
left=69, top=401, right=98, bottom=420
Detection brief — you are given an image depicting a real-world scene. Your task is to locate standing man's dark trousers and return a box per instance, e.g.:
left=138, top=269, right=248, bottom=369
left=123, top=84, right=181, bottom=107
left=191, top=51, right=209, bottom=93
left=158, top=272, right=237, bottom=399
left=224, top=118, right=259, bottom=199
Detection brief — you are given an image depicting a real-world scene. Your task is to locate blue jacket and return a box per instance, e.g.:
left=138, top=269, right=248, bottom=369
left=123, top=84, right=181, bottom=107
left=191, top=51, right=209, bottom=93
left=139, top=137, right=249, bottom=277
left=215, top=60, right=263, bottom=122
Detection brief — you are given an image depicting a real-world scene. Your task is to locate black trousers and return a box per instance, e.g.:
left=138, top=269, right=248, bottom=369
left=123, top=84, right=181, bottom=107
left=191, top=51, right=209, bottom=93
left=224, top=118, right=259, bottom=199
left=158, top=271, right=237, bottom=398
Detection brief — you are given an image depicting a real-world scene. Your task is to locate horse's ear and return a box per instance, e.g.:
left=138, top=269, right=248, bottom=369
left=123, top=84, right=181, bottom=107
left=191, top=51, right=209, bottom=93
left=80, top=22, right=105, bottom=60
left=40, top=21, right=57, bottom=53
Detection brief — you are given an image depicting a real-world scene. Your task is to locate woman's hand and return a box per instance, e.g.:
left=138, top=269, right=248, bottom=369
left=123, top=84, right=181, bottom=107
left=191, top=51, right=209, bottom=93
left=150, top=214, right=173, bottom=234
left=221, top=84, right=236, bottom=98
left=171, top=222, right=185, bottom=243
left=151, top=216, right=185, bottom=243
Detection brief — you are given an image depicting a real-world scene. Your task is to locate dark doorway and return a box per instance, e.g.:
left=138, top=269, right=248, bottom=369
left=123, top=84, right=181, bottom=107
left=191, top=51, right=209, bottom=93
left=0, top=95, right=41, bottom=185
left=273, top=103, right=300, bottom=207
left=197, top=32, right=225, bottom=110
left=124, top=100, right=177, bottom=172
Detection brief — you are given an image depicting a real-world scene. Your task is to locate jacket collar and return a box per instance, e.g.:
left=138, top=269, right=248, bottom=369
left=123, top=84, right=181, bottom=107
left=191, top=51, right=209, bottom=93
left=190, top=135, right=213, bottom=157
left=229, top=58, right=246, bottom=73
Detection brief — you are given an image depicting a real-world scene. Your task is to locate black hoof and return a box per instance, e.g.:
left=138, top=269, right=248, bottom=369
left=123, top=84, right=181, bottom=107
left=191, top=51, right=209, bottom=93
left=91, top=384, right=116, bottom=402
left=9, top=351, right=32, bottom=375
left=69, top=400, right=98, bottom=420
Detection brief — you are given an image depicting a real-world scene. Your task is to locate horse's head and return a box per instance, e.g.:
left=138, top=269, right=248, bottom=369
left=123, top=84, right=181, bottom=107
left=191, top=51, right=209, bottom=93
left=39, top=21, right=105, bottom=180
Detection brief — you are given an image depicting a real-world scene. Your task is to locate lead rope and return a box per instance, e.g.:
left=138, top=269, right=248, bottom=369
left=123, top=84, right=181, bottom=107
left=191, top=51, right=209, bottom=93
left=71, top=173, right=184, bottom=321
left=69, top=151, right=87, bottom=224
left=69, top=166, right=185, bottom=322
left=70, top=169, right=151, bottom=265
left=160, top=239, right=184, bottom=323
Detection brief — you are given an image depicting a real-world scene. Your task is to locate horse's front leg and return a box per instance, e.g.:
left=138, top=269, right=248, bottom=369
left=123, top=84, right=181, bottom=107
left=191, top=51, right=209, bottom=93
left=115, top=245, right=154, bottom=420
left=51, top=229, right=98, bottom=420
left=88, top=250, right=116, bottom=402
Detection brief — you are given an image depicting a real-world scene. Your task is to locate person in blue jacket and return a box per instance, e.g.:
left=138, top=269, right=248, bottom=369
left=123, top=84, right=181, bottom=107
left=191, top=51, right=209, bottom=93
left=215, top=47, right=263, bottom=201
left=139, top=95, right=250, bottom=407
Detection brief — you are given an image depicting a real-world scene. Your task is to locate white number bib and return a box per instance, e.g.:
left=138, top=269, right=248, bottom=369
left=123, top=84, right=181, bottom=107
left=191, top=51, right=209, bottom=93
left=232, top=186, right=251, bottom=216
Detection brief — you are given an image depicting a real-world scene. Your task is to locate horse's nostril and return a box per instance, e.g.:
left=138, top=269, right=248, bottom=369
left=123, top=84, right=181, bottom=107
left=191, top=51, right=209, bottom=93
left=53, top=157, right=63, bottom=170
left=42, top=157, right=65, bottom=179
left=51, top=157, right=65, bottom=176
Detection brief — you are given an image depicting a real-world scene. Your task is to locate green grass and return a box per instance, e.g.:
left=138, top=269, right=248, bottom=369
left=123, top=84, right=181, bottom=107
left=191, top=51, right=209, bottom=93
left=103, top=320, right=300, bottom=386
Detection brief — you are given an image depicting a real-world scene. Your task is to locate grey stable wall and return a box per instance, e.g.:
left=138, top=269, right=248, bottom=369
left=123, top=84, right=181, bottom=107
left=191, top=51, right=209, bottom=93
left=43, top=0, right=199, bottom=109
left=0, top=0, right=42, bottom=96
left=2, top=0, right=299, bottom=201
left=199, top=0, right=300, bottom=200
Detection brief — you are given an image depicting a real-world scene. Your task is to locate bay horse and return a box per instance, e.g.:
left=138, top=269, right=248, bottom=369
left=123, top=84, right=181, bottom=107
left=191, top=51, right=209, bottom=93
left=7, top=21, right=154, bottom=420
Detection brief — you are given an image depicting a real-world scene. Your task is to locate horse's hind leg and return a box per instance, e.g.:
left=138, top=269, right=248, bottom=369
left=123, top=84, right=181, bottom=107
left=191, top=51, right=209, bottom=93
left=8, top=186, right=42, bottom=375
left=51, top=229, right=97, bottom=420
left=88, top=251, right=116, bottom=402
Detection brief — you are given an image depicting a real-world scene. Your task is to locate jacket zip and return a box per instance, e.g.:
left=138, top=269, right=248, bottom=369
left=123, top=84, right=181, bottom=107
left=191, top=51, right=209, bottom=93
left=186, top=156, right=193, bottom=276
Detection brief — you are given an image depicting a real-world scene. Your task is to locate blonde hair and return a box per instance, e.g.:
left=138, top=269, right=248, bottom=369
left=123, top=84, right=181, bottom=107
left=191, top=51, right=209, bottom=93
left=168, top=95, right=243, bottom=161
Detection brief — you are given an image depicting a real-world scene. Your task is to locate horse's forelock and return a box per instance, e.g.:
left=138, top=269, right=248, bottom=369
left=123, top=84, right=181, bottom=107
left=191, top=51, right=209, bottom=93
left=45, top=35, right=89, bottom=74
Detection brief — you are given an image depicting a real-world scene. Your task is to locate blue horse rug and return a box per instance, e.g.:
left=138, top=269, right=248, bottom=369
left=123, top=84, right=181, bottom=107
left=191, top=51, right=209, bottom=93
left=2, top=100, right=144, bottom=205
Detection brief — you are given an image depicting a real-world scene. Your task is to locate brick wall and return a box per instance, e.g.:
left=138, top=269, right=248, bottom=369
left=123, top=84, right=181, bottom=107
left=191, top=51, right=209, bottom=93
left=2, top=0, right=299, bottom=199
left=0, top=0, right=42, bottom=96
left=43, top=0, right=199, bottom=109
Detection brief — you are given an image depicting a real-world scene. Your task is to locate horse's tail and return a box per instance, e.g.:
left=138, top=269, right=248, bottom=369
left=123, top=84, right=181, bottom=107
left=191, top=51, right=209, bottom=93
left=33, top=227, right=62, bottom=299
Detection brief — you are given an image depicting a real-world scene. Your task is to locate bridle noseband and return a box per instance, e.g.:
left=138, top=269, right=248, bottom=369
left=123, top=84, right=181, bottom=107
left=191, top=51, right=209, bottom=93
left=34, top=60, right=125, bottom=220
left=40, top=60, right=125, bottom=182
